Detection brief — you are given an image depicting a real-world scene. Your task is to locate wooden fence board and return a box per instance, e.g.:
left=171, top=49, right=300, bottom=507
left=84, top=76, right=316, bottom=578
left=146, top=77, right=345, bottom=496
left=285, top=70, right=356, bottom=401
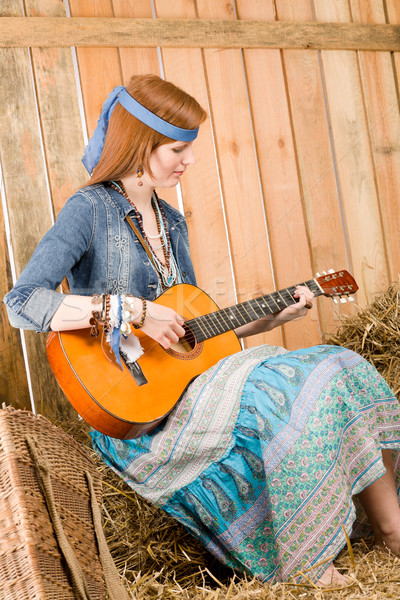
left=25, top=0, right=87, bottom=216
left=112, top=0, right=160, bottom=77
left=313, top=0, right=389, bottom=306
left=386, top=1, right=400, bottom=27
left=154, top=0, right=235, bottom=309
left=195, top=0, right=280, bottom=349
left=350, top=0, right=400, bottom=283
left=273, top=0, right=355, bottom=338
left=236, top=0, right=322, bottom=349
left=386, top=3, right=400, bottom=174
left=68, top=0, right=122, bottom=137
left=386, top=0, right=400, bottom=79
left=21, top=0, right=85, bottom=420
left=1, top=17, right=400, bottom=50
left=0, top=0, right=68, bottom=416
left=0, top=198, right=30, bottom=409
left=70, top=0, right=179, bottom=209
left=110, top=0, right=179, bottom=210
left=0, top=0, right=30, bottom=412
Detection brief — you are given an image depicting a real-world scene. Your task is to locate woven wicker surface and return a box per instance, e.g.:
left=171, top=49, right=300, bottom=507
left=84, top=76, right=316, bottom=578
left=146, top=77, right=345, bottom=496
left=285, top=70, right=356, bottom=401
left=0, top=406, right=104, bottom=600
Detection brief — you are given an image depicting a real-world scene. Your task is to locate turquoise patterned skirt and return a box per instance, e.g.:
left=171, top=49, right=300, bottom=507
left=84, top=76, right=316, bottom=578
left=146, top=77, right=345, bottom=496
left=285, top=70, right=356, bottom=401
left=91, top=344, right=400, bottom=582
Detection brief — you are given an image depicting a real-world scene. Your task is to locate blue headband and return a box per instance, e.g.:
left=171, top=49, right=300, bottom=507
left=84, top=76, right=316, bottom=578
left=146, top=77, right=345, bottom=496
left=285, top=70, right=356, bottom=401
left=82, top=86, right=199, bottom=175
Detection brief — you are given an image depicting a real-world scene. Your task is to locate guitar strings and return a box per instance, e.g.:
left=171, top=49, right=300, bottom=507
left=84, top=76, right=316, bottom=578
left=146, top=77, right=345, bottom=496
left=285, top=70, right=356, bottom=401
left=182, top=280, right=319, bottom=343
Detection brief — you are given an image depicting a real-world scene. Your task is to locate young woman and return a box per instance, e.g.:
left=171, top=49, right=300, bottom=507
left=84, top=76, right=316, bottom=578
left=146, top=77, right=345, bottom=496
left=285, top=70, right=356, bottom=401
left=4, top=74, right=400, bottom=587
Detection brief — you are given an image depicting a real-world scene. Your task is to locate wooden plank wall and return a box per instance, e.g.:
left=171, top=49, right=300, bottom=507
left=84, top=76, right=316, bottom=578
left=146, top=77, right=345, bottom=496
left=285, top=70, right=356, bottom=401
left=0, top=0, right=399, bottom=421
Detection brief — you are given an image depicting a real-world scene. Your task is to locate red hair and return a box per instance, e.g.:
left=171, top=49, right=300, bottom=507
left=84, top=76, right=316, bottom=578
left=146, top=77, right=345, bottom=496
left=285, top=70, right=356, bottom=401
left=87, top=74, right=207, bottom=186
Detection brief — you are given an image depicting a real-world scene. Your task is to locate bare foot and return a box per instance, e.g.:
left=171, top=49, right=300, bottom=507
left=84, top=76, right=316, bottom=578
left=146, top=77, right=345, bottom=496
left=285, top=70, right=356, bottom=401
left=317, top=563, right=349, bottom=587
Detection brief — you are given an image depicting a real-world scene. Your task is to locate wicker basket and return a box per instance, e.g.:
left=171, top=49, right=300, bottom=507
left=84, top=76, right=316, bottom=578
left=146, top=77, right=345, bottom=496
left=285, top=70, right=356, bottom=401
left=0, top=406, right=105, bottom=600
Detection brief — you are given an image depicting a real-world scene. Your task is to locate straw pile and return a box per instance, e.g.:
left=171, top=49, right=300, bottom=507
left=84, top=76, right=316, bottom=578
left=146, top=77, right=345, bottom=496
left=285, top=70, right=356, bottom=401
left=60, top=282, right=400, bottom=599
left=327, top=282, right=400, bottom=399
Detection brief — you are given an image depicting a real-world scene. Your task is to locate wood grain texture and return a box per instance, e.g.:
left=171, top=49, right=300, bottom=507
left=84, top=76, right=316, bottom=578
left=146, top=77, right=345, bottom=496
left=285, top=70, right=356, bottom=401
left=273, top=0, right=356, bottom=338
left=0, top=17, right=399, bottom=50
left=386, top=1, right=400, bottom=190
left=195, top=0, right=280, bottom=349
left=0, top=0, right=69, bottom=415
left=313, top=0, right=389, bottom=306
left=154, top=0, right=236, bottom=312
left=111, top=0, right=160, bottom=76
left=350, top=0, right=400, bottom=282
left=21, top=0, right=86, bottom=421
left=0, top=0, right=33, bottom=411
left=386, top=0, right=400, bottom=74
left=0, top=197, right=30, bottom=409
left=68, top=0, right=122, bottom=137
left=386, top=0, right=400, bottom=25
left=25, top=0, right=87, bottom=215
left=111, top=0, right=179, bottom=209
left=236, top=0, right=321, bottom=349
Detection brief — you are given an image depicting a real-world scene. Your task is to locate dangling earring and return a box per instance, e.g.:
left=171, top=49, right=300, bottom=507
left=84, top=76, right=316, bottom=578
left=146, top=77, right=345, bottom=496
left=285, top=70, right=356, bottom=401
left=136, top=165, right=144, bottom=186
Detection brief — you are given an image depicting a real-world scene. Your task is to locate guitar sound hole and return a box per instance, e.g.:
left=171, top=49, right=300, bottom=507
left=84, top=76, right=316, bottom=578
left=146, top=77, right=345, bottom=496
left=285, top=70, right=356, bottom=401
left=169, top=324, right=196, bottom=354
left=166, top=325, right=203, bottom=360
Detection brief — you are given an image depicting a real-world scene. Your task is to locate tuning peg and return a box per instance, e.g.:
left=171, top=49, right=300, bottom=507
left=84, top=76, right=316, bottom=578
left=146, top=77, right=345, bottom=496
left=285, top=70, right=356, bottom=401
left=332, top=297, right=338, bottom=304
left=348, top=296, right=355, bottom=302
left=315, top=272, right=320, bottom=277
left=328, top=269, right=334, bottom=273
left=322, top=271, right=327, bottom=275
left=339, top=296, right=347, bottom=303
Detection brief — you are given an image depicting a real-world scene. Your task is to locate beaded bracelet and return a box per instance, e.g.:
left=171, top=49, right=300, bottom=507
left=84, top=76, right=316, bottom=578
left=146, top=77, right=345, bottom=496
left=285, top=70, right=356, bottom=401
left=90, top=293, right=111, bottom=336
left=121, top=295, right=137, bottom=321
left=132, top=297, right=147, bottom=330
left=89, top=310, right=101, bottom=337
left=90, top=294, right=102, bottom=337
left=102, top=293, right=111, bottom=333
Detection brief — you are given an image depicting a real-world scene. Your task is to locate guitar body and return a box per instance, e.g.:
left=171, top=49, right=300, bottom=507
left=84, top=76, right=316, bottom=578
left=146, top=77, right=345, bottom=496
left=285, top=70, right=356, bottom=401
left=46, top=270, right=358, bottom=439
left=46, top=284, right=241, bottom=439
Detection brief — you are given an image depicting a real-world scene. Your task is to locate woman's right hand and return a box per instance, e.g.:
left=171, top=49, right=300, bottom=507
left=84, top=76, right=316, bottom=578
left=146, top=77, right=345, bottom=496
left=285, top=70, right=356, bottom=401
left=51, top=294, right=186, bottom=349
left=140, top=301, right=185, bottom=349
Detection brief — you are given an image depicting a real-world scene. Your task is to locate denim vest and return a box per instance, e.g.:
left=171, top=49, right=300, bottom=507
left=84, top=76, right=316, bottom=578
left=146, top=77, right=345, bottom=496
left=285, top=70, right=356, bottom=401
left=4, top=183, right=196, bottom=331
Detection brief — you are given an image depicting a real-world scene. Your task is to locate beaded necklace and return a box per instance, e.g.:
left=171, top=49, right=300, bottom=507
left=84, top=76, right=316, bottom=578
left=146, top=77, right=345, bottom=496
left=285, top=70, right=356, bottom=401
left=109, top=180, right=178, bottom=289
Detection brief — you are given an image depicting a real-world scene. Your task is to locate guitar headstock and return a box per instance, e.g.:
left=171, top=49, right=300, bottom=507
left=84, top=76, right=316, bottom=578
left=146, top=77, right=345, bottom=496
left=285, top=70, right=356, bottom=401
left=315, top=270, right=358, bottom=303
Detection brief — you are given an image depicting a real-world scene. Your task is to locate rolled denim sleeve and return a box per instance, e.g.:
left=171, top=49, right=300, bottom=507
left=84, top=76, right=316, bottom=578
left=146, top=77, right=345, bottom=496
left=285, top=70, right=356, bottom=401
left=4, top=286, right=67, bottom=331
left=3, top=193, right=94, bottom=332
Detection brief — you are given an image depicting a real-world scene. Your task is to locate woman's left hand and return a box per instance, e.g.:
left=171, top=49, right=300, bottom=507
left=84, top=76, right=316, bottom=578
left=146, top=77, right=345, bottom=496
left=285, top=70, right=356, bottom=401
left=265, top=285, right=315, bottom=327
left=293, top=285, right=314, bottom=312
left=277, top=285, right=314, bottom=322
left=235, top=285, right=314, bottom=338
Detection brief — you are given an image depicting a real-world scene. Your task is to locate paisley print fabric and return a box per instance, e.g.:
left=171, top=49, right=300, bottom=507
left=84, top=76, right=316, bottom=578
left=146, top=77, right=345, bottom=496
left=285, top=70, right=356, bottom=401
left=91, top=344, right=400, bottom=582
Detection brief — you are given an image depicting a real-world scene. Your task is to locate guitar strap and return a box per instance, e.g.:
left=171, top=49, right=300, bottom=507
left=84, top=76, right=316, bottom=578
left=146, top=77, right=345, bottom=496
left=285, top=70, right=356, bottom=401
left=126, top=214, right=160, bottom=275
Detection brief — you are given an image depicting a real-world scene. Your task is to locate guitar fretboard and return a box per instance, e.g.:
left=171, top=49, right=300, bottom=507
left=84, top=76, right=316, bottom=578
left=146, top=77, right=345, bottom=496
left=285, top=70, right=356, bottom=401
left=185, top=279, right=322, bottom=343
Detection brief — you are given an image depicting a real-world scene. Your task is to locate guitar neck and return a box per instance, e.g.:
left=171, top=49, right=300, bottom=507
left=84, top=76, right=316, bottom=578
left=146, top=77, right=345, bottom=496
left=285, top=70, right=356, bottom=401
left=186, top=278, right=323, bottom=343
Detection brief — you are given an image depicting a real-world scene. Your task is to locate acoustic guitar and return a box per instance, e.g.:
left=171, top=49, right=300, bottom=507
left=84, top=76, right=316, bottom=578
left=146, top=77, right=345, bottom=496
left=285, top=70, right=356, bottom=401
left=46, top=270, right=357, bottom=439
